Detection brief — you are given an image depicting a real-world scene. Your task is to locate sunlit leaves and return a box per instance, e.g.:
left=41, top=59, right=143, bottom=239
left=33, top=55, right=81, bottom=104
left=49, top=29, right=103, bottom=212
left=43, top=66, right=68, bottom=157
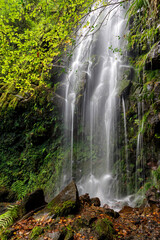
left=0, top=0, right=96, bottom=108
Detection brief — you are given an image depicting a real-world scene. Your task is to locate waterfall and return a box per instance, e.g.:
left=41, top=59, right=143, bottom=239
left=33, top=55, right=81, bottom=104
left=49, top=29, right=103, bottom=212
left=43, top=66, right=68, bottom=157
left=62, top=0, right=129, bottom=207
left=122, top=97, right=129, bottom=195
left=135, top=101, right=144, bottom=192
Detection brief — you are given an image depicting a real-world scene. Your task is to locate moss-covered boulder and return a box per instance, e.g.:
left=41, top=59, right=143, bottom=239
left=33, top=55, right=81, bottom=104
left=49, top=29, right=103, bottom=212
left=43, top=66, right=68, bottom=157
left=94, top=218, right=114, bottom=240
left=47, top=181, right=79, bottom=216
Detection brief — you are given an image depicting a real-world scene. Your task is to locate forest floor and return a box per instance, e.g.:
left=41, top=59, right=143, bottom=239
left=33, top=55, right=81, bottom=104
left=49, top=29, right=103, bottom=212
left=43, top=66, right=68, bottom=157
left=8, top=202, right=160, bottom=240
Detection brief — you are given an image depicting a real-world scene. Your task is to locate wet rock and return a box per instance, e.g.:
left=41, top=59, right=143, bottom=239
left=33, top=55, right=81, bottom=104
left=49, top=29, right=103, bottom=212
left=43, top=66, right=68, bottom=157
left=79, top=193, right=91, bottom=205
left=121, top=80, right=132, bottom=98
left=153, top=82, right=160, bottom=101
left=103, top=203, right=110, bottom=209
left=40, top=231, right=63, bottom=240
left=148, top=114, right=159, bottom=126
left=21, top=189, right=47, bottom=215
left=77, top=227, right=91, bottom=239
left=81, top=212, right=97, bottom=226
left=104, top=208, right=120, bottom=219
left=146, top=186, right=160, bottom=206
left=47, top=181, right=79, bottom=216
left=119, top=206, right=134, bottom=214
left=91, top=197, right=101, bottom=207
left=145, top=42, right=160, bottom=70
left=0, top=187, right=17, bottom=203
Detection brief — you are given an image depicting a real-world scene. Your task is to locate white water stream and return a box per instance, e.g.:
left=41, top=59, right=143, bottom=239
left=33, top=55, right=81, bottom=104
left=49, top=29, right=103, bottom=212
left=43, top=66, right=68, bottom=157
left=62, top=0, right=132, bottom=208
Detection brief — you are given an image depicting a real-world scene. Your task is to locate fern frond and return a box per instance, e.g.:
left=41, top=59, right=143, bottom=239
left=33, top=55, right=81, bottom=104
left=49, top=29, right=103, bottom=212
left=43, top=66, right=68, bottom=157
left=0, top=205, right=19, bottom=229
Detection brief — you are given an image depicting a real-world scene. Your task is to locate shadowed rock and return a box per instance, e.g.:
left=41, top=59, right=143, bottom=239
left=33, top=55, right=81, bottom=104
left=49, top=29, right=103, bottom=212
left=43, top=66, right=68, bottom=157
left=47, top=181, right=79, bottom=216
left=146, top=186, right=160, bottom=206
left=21, top=189, right=47, bottom=214
left=0, top=187, right=17, bottom=203
left=145, top=42, right=160, bottom=70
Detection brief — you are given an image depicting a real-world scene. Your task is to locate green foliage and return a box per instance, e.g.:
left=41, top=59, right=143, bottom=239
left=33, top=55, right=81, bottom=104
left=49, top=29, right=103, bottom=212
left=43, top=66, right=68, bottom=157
left=127, top=0, right=159, bottom=70
left=0, top=0, right=95, bottom=108
left=0, top=85, right=64, bottom=200
left=0, top=229, right=12, bottom=240
left=11, top=180, right=28, bottom=200
left=0, top=205, right=19, bottom=230
left=127, top=0, right=150, bottom=19
left=30, top=226, right=44, bottom=240
left=135, top=166, right=160, bottom=206
left=152, top=166, right=160, bottom=189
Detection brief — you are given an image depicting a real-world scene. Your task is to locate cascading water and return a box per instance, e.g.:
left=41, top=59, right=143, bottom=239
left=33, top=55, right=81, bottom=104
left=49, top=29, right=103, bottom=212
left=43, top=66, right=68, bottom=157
left=122, top=97, right=129, bottom=195
left=135, top=101, right=144, bottom=192
left=62, top=0, right=130, bottom=208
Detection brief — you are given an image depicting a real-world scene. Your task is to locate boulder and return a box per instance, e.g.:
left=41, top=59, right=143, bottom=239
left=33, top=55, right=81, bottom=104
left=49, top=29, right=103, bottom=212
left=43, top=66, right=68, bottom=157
left=20, top=189, right=47, bottom=215
left=0, top=187, right=17, bottom=203
left=104, top=208, right=120, bottom=219
left=91, top=197, right=101, bottom=207
left=79, top=194, right=101, bottom=207
left=146, top=186, right=160, bottom=206
left=94, top=218, right=114, bottom=240
left=47, top=181, right=79, bottom=216
left=119, top=206, right=134, bottom=214
left=79, top=193, right=91, bottom=205
left=38, top=231, right=63, bottom=240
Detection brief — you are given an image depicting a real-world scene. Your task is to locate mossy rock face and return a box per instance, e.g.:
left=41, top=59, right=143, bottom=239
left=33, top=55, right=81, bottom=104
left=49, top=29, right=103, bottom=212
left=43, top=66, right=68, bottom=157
left=145, top=42, right=160, bottom=70
left=94, top=218, right=114, bottom=240
left=47, top=181, right=79, bottom=216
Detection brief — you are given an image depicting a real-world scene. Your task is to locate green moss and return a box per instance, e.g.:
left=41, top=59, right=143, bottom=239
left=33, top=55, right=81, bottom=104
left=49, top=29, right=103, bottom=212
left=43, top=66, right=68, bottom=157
left=64, top=229, right=74, bottom=240
left=0, top=205, right=19, bottom=230
left=0, top=86, right=64, bottom=200
left=48, top=200, right=76, bottom=217
left=0, top=229, right=13, bottom=240
left=30, top=226, right=44, bottom=240
left=95, top=218, right=114, bottom=240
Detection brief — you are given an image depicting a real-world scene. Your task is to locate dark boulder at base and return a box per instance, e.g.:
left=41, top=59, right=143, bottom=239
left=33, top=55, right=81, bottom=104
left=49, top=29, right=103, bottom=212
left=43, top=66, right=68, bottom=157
left=103, top=208, right=120, bottom=219
left=47, top=181, right=79, bottom=216
left=21, top=189, right=47, bottom=215
left=79, top=193, right=91, bottom=205
left=119, top=206, right=134, bottom=214
left=91, top=197, right=101, bottom=207
left=0, top=187, right=17, bottom=203
left=79, top=194, right=101, bottom=207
